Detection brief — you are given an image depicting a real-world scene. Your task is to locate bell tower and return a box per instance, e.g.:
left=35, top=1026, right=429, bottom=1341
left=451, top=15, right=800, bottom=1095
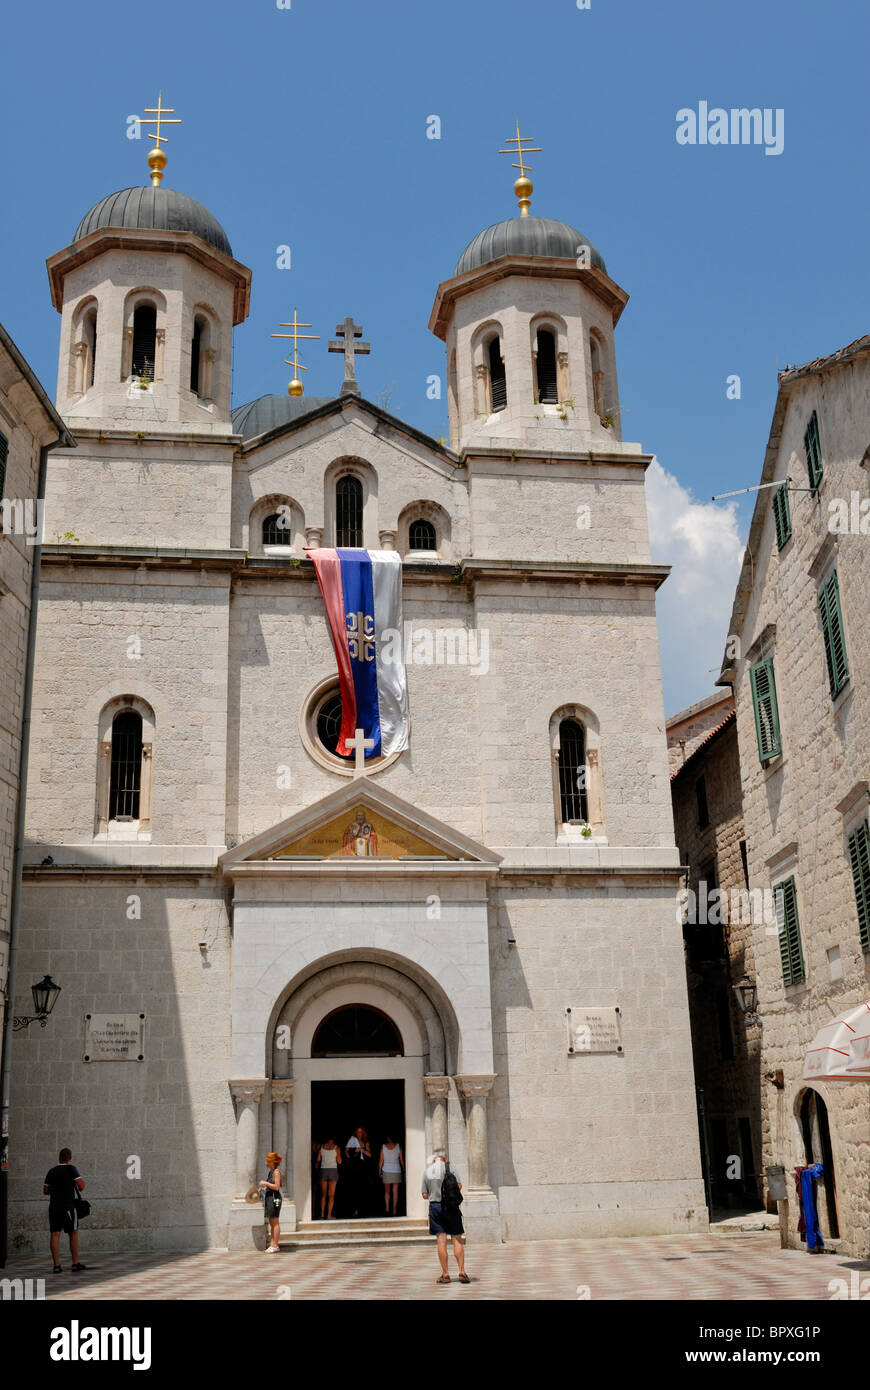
left=430, top=129, right=628, bottom=455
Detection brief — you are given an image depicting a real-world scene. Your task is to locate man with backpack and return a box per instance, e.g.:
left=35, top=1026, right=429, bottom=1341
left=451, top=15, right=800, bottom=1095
left=43, top=1147, right=87, bottom=1273
left=422, top=1150, right=469, bottom=1285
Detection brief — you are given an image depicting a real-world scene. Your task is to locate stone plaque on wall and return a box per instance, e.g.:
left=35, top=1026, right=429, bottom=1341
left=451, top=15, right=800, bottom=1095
left=84, top=1013, right=146, bottom=1062
left=566, top=1006, right=623, bottom=1055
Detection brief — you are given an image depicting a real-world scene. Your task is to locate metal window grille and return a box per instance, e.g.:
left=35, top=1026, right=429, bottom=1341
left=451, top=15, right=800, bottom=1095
left=316, top=692, right=344, bottom=756
left=558, top=719, right=588, bottom=823
left=262, top=512, right=292, bottom=545
left=131, top=305, right=157, bottom=380
left=488, top=337, right=507, bottom=412
left=109, top=711, right=143, bottom=820
left=409, top=518, right=436, bottom=550
left=336, top=476, right=363, bottom=547
left=536, top=330, right=558, bottom=403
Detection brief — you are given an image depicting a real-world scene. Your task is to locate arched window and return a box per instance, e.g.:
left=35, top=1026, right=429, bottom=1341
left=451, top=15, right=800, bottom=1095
left=312, top=1005, right=403, bottom=1056
left=131, top=305, right=157, bottom=380
left=409, top=518, right=437, bottom=551
left=336, top=475, right=363, bottom=547
left=557, top=718, right=588, bottom=824
left=190, top=317, right=203, bottom=393
left=82, top=307, right=97, bottom=390
left=488, top=336, right=507, bottom=412
left=109, top=710, right=143, bottom=820
left=263, top=512, right=292, bottom=546
left=535, top=329, right=558, bottom=404
left=799, top=1090, right=839, bottom=1237
left=589, top=333, right=606, bottom=421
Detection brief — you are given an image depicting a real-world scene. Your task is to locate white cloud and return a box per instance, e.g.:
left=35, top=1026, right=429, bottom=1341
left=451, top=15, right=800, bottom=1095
left=645, top=457, right=745, bottom=716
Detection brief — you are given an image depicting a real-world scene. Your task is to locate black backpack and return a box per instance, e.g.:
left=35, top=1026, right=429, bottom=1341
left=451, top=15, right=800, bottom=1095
left=441, top=1163, right=463, bottom=1209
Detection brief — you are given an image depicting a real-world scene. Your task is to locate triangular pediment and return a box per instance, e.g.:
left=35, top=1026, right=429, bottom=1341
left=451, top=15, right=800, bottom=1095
left=220, top=781, right=500, bottom=871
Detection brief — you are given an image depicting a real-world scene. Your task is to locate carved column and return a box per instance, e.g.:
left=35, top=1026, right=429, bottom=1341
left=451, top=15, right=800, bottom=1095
left=154, top=327, right=166, bottom=382
left=305, top=526, right=323, bottom=549
left=270, top=1080, right=295, bottom=1189
left=455, top=1074, right=496, bottom=1191
left=423, top=1075, right=450, bottom=1157
left=73, top=341, right=88, bottom=397
left=378, top=529, right=397, bottom=550
left=201, top=346, right=216, bottom=401
left=229, top=1080, right=265, bottom=1197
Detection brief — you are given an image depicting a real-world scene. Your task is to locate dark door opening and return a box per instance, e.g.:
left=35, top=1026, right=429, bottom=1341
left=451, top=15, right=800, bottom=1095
left=800, top=1089, right=840, bottom=1238
left=311, top=1079, right=406, bottom=1219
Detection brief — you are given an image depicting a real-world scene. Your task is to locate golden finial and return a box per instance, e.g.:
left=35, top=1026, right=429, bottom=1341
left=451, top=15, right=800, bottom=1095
left=137, top=93, right=182, bottom=187
left=271, top=309, right=320, bottom=397
left=499, top=122, right=542, bottom=216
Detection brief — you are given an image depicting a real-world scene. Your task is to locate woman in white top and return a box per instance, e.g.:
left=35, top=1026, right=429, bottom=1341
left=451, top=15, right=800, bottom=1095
left=316, top=1137, right=341, bottom=1219
left=378, top=1134, right=405, bottom=1216
left=344, top=1126, right=372, bottom=1218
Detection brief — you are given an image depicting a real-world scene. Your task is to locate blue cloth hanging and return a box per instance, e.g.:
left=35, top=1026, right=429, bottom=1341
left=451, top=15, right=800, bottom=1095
left=800, top=1163, right=825, bottom=1251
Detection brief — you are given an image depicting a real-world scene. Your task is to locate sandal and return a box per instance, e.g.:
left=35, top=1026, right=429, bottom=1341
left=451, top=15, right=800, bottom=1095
left=458, top=1272, right=470, bottom=1284
left=53, top=1265, right=63, bottom=1273
left=436, top=1274, right=451, bottom=1284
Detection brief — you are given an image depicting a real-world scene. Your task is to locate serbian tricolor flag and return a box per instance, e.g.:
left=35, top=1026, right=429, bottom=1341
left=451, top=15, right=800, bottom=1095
left=308, top=549, right=409, bottom=759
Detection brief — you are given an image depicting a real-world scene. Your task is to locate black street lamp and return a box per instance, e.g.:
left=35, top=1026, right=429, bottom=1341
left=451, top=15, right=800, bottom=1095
left=732, top=974, right=758, bottom=1019
left=13, top=976, right=61, bottom=1031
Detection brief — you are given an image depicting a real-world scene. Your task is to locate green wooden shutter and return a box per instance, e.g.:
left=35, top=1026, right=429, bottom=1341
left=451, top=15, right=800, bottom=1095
left=772, top=483, right=792, bottom=550
left=750, top=657, right=782, bottom=761
left=817, top=570, right=850, bottom=698
left=774, top=877, right=805, bottom=984
left=847, top=821, right=870, bottom=953
left=0, top=430, right=8, bottom=501
left=804, top=410, right=823, bottom=491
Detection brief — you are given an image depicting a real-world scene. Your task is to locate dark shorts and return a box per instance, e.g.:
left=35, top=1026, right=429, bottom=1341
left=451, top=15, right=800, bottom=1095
left=428, top=1200, right=464, bottom=1237
left=264, top=1192, right=282, bottom=1219
left=49, top=1206, right=77, bottom=1235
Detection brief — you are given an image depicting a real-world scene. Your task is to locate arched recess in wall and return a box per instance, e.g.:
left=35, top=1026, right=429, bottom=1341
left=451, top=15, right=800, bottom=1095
left=95, top=695, right=156, bottom=839
left=549, top=703, right=604, bottom=840
left=249, top=494, right=305, bottom=554
left=529, top=313, right=569, bottom=405
left=588, top=328, right=612, bottom=425
left=69, top=296, right=99, bottom=397
left=796, top=1086, right=841, bottom=1239
left=471, top=320, right=506, bottom=416
left=121, top=288, right=168, bottom=383
left=189, top=303, right=220, bottom=400
left=397, top=500, right=452, bottom=559
left=323, top=457, right=377, bottom=549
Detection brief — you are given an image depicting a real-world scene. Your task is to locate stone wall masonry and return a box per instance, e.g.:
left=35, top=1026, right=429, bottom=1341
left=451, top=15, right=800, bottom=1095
left=25, top=569, right=231, bottom=846
left=732, top=360, right=870, bottom=1257
left=9, top=878, right=234, bottom=1253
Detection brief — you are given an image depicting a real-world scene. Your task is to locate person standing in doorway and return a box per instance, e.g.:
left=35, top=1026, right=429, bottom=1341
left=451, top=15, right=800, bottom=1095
left=422, top=1151, right=469, bottom=1285
left=345, top=1126, right=372, bottom=1217
left=316, top=1137, right=341, bottom=1219
left=43, top=1147, right=87, bottom=1273
left=258, top=1151, right=283, bottom=1253
left=379, top=1134, right=405, bottom=1215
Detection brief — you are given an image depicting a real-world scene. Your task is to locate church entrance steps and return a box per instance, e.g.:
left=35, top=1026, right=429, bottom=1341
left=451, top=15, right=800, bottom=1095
left=280, top=1217, right=432, bottom=1249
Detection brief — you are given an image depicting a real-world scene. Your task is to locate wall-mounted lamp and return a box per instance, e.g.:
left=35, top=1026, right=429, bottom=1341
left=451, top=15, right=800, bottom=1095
left=13, top=975, right=62, bottom=1031
left=732, top=974, right=759, bottom=1023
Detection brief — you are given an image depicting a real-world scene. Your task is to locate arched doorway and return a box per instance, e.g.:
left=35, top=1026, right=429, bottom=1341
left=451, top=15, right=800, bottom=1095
left=799, top=1088, right=840, bottom=1238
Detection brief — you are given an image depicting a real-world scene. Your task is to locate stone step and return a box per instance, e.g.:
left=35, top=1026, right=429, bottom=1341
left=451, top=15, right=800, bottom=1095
left=280, top=1217, right=432, bottom=1249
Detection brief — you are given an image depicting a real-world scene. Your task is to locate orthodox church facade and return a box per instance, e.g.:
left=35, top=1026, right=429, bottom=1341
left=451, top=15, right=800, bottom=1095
left=9, top=149, right=707, bottom=1250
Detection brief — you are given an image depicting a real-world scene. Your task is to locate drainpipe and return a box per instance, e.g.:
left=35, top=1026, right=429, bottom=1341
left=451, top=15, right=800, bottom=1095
left=0, top=430, right=71, bottom=1266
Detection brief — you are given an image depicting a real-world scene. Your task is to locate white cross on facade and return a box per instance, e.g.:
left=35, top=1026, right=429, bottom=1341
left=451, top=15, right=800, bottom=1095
left=345, top=726, right=375, bottom=777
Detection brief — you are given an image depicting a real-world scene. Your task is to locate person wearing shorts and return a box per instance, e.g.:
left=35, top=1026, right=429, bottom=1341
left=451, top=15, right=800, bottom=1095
left=258, top=1151, right=283, bottom=1253
left=316, top=1137, right=341, bottom=1219
left=379, top=1134, right=404, bottom=1215
left=422, top=1151, right=468, bottom=1285
left=43, top=1147, right=86, bottom=1273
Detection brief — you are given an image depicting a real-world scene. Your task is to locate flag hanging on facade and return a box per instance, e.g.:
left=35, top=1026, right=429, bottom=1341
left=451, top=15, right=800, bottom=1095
left=308, top=548, right=409, bottom=759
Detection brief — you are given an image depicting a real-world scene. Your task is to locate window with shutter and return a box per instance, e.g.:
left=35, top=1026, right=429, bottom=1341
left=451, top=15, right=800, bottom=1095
left=772, top=483, right=792, bottom=550
left=774, top=876, right=805, bottom=985
left=847, top=820, right=870, bottom=953
left=131, top=304, right=157, bottom=380
left=535, top=329, right=558, bottom=404
left=804, top=410, right=823, bottom=492
left=0, top=431, right=7, bottom=500
left=749, top=657, right=782, bottom=762
left=488, top=337, right=507, bottom=412
left=817, top=569, right=849, bottom=699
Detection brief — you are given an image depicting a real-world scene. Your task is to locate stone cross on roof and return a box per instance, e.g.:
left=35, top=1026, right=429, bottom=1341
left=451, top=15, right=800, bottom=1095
left=329, top=317, right=370, bottom=397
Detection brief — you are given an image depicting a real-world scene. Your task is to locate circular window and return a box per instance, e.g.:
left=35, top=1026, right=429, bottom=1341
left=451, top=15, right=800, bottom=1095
left=299, top=676, right=405, bottom=777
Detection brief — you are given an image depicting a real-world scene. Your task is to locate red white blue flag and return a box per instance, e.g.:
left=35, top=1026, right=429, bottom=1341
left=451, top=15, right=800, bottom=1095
left=308, top=548, right=409, bottom=760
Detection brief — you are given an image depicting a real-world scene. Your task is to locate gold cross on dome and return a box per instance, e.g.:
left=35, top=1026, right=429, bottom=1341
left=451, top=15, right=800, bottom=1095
left=499, top=122, right=542, bottom=216
left=138, top=92, right=182, bottom=187
left=271, top=309, right=320, bottom=397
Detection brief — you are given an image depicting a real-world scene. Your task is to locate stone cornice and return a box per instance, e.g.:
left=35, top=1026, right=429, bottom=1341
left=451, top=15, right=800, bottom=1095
left=458, top=558, right=671, bottom=590
left=41, top=545, right=245, bottom=573
left=51, top=427, right=240, bottom=448
left=226, top=860, right=499, bottom=881
left=429, top=255, right=629, bottom=338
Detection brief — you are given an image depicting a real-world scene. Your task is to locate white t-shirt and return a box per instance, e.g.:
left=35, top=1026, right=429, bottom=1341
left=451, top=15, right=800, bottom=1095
left=382, top=1144, right=402, bottom=1173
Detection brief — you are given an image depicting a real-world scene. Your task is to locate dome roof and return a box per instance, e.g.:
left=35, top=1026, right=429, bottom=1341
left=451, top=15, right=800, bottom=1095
left=455, top=216, right=605, bottom=277
left=232, top=393, right=335, bottom=441
left=73, top=186, right=233, bottom=258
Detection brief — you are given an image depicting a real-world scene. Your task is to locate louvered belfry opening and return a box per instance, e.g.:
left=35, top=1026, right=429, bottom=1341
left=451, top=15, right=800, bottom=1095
left=190, top=318, right=203, bottom=393
left=409, top=518, right=436, bottom=551
left=488, top=336, right=507, bottom=411
left=131, top=305, right=157, bottom=380
left=109, top=711, right=143, bottom=820
left=263, top=512, right=292, bottom=546
left=336, top=475, right=363, bottom=547
left=558, top=718, right=588, bottom=823
left=536, top=329, right=558, bottom=403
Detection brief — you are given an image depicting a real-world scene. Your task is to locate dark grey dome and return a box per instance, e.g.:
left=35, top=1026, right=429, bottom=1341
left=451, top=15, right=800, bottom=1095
left=232, top=393, right=335, bottom=441
left=74, top=187, right=232, bottom=258
left=455, top=216, right=605, bottom=276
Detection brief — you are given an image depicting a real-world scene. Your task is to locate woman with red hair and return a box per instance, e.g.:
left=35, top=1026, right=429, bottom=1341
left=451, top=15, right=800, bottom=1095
left=258, top=1152, right=283, bottom=1253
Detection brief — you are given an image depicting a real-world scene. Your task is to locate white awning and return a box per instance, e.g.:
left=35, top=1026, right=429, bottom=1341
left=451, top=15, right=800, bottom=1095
left=803, top=1002, right=870, bottom=1082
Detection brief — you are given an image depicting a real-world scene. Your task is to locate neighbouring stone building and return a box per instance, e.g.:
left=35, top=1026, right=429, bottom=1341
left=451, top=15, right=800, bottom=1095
left=668, top=692, right=763, bottom=1214
left=0, top=323, right=72, bottom=1060
left=8, top=148, right=707, bottom=1252
left=718, top=336, right=870, bottom=1259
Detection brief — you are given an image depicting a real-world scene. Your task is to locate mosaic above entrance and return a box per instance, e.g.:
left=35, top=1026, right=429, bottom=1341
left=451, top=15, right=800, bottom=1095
left=269, top=805, right=453, bottom=860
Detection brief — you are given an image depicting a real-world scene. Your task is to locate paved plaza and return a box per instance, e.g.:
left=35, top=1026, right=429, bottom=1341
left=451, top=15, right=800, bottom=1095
left=7, top=1230, right=869, bottom=1301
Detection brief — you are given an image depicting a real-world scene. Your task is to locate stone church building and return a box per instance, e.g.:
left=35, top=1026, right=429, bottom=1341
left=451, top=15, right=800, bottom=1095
left=9, top=156, right=707, bottom=1250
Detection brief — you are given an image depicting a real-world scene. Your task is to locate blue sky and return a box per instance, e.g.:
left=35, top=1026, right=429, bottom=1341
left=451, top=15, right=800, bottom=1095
left=3, top=0, right=868, bottom=713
